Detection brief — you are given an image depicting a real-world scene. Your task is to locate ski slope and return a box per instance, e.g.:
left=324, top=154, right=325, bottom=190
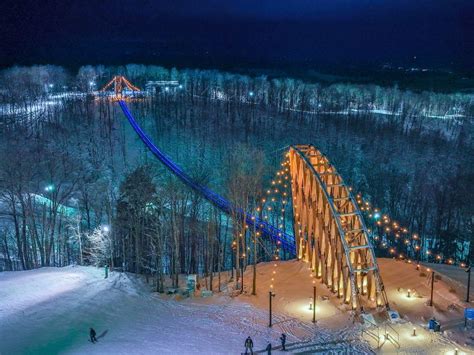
left=1, top=262, right=471, bottom=354
left=0, top=266, right=367, bottom=354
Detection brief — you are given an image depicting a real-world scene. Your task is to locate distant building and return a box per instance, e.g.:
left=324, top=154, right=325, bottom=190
left=145, top=80, right=180, bottom=93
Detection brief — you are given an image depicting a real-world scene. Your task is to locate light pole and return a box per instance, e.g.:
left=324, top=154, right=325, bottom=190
left=312, top=285, right=317, bottom=323
left=240, top=254, right=244, bottom=293
left=252, top=220, right=257, bottom=296
left=230, top=242, right=236, bottom=281
left=269, top=291, right=275, bottom=327
left=429, top=270, right=435, bottom=307
left=466, top=266, right=471, bottom=303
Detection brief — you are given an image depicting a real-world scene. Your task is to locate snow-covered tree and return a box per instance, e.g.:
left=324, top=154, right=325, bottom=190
left=85, top=226, right=112, bottom=267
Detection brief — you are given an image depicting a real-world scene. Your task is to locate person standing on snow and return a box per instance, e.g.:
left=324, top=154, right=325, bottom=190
left=90, top=328, right=97, bottom=343
left=244, top=336, right=254, bottom=354
left=280, top=333, right=286, bottom=350
left=266, top=342, right=272, bottom=355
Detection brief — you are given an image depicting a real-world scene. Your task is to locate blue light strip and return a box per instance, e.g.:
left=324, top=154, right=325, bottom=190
left=119, top=100, right=296, bottom=255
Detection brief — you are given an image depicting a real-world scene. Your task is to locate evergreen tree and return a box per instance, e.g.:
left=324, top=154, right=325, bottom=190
left=114, top=166, right=160, bottom=274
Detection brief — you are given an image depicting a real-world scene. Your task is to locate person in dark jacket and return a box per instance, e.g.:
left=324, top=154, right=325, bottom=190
left=90, top=328, right=97, bottom=343
left=266, top=342, right=272, bottom=355
left=280, top=333, right=286, bottom=350
left=244, top=336, right=254, bottom=354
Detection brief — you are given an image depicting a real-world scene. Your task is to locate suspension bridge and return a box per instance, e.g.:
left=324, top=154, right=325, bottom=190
left=103, top=76, right=389, bottom=313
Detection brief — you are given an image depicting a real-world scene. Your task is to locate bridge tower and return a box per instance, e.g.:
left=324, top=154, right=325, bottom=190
left=100, top=76, right=140, bottom=97
left=288, top=145, right=389, bottom=311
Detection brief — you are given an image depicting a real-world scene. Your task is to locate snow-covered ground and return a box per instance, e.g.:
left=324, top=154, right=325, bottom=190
left=233, top=259, right=473, bottom=354
left=0, top=266, right=366, bottom=354
left=0, top=92, right=86, bottom=126
left=0, top=259, right=472, bottom=354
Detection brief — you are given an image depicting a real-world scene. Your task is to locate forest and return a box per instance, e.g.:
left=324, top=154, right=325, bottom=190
left=0, top=64, right=472, bottom=292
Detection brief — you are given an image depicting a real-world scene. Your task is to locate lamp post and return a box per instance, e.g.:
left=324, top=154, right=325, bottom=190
left=269, top=291, right=275, bottom=327
left=252, top=220, right=257, bottom=296
left=231, top=242, right=236, bottom=281
left=429, top=270, right=435, bottom=307
left=466, top=266, right=471, bottom=303
left=312, top=285, right=317, bottom=323
left=240, top=256, right=244, bottom=293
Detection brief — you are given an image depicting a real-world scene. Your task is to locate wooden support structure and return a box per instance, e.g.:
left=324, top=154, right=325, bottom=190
left=288, top=145, right=389, bottom=311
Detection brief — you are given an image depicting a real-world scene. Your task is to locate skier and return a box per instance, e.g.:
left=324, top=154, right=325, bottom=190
left=90, top=328, right=97, bottom=343
left=244, top=336, right=254, bottom=354
left=280, top=333, right=286, bottom=351
left=266, top=342, right=272, bottom=355
left=104, top=264, right=109, bottom=279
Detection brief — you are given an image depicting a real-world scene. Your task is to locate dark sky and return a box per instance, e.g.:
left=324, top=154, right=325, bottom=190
left=2, top=0, right=473, bottom=71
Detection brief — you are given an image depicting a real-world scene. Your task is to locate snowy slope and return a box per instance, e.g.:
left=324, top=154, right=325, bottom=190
left=1, top=261, right=472, bottom=354
left=0, top=266, right=368, bottom=354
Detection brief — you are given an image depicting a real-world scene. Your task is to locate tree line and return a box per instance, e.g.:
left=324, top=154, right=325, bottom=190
left=0, top=64, right=472, bottom=286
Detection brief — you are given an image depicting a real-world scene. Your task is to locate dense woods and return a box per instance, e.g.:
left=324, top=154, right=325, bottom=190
left=0, top=65, right=472, bottom=287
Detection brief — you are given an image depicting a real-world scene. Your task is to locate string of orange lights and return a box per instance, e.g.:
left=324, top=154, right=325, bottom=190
left=256, top=156, right=293, bottom=290
left=355, top=192, right=470, bottom=270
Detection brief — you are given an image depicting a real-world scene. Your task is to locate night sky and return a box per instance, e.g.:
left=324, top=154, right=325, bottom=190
left=2, top=0, right=473, bottom=72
